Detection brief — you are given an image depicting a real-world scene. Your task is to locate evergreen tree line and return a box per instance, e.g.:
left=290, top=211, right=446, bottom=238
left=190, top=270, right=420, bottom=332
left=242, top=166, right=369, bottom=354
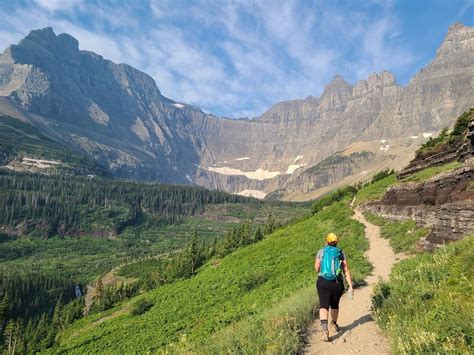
left=0, top=271, right=78, bottom=321
left=0, top=170, right=261, bottom=238
left=0, top=297, right=84, bottom=354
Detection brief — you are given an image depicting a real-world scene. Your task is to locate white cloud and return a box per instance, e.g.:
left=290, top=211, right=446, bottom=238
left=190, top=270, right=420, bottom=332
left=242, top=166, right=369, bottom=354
left=0, top=0, right=420, bottom=117
left=34, top=0, right=82, bottom=12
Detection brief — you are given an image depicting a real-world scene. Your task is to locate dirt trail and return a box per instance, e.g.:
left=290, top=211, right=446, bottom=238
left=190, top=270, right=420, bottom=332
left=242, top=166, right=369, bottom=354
left=305, top=208, right=405, bottom=354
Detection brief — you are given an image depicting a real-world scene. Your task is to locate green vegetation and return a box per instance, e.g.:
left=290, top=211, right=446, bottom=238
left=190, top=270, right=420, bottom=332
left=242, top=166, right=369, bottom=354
left=305, top=151, right=373, bottom=175
left=371, top=169, right=394, bottom=183
left=56, top=201, right=371, bottom=353
left=311, top=185, right=358, bottom=214
left=130, top=298, right=153, bottom=316
left=0, top=169, right=307, bottom=353
left=0, top=115, right=107, bottom=175
left=354, top=174, right=397, bottom=206
left=416, top=108, right=473, bottom=155
left=448, top=108, right=473, bottom=144
left=401, top=160, right=462, bottom=182
left=373, top=234, right=474, bottom=354
left=363, top=212, right=430, bottom=253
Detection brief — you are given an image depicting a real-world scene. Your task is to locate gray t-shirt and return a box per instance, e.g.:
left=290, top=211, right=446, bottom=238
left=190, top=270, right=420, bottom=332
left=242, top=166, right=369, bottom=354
left=316, top=248, right=345, bottom=261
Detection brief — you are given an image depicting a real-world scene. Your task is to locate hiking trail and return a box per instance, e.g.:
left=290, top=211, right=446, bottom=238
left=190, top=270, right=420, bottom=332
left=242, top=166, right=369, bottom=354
left=304, top=208, right=405, bottom=354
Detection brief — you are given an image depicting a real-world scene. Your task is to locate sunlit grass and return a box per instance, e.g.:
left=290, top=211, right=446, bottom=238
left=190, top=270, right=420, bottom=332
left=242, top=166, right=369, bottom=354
left=373, top=234, right=474, bottom=353
left=402, top=160, right=462, bottom=183
left=363, top=212, right=430, bottom=253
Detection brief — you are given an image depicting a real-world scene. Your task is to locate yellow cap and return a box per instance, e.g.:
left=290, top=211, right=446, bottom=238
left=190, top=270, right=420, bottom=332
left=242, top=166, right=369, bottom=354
left=326, top=233, right=338, bottom=244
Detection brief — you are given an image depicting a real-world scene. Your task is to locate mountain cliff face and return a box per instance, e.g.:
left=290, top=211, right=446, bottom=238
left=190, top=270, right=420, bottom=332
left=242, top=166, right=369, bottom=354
left=0, top=24, right=473, bottom=198
left=0, top=27, right=206, bottom=183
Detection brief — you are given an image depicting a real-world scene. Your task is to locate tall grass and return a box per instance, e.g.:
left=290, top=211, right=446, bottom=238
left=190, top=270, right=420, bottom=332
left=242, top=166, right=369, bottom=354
left=373, top=234, right=474, bottom=354
left=354, top=174, right=396, bottom=206
left=402, top=160, right=462, bottom=183
left=175, top=286, right=318, bottom=354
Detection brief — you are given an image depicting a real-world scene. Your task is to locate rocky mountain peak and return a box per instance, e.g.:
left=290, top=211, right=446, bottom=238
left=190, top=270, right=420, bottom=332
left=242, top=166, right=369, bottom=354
left=367, top=70, right=396, bottom=88
left=319, top=74, right=353, bottom=112
left=2, top=27, right=81, bottom=66
left=436, top=23, right=473, bottom=57
left=323, top=74, right=353, bottom=93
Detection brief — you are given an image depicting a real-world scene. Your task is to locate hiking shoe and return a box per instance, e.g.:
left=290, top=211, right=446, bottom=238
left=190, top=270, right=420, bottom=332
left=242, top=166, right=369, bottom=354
left=329, top=321, right=340, bottom=333
left=320, top=331, right=329, bottom=342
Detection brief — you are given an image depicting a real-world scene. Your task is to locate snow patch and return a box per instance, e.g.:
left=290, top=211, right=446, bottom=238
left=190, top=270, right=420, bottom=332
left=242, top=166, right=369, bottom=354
left=206, top=166, right=280, bottom=180
left=410, top=135, right=419, bottom=139
left=293, top=155, right=304, bottom=163
left=379, top=145, right=390, bottom=152
left=286, top=163, right=307, bottom=174
left=235, top=157, right=250, bottom=161
left=237, top=190, right=267, bottom=199
left=423, top=132, right=433, bottom=138
left=381, top=139, right=388, bottom=144
left=185, top=175, right=193, bottom=182
left=361, top=171, right=369, bottom=174
left=174, top=103, right=185, bottom=108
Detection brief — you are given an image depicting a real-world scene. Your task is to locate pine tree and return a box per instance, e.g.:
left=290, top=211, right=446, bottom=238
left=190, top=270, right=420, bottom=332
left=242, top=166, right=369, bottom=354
left=0, top=292, right=9, bottom=332
left=253, top=226, right=264, bottom=242
left=4, top=319, right=21, bottom=354
left=264, top=213, right=276, bottom=235
left=240, top=222, right=252, bottom=245
left=52, top=295, right=64, bottom=330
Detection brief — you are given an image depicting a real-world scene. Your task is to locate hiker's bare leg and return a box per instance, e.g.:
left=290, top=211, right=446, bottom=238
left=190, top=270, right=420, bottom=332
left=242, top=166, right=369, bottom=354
left=331, top=308, right=339, bottom=323
left=319, top=308, right=328, bottom=320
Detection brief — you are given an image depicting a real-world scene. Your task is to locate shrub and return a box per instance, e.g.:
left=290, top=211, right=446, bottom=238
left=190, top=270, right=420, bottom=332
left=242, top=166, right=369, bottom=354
left=311, top=185, right=358, bottom=214
left=130, top=298, right=153, bottom=316
left=238, top=270, right=268, bottom=291
left=371, top=169, right=394, bottom=184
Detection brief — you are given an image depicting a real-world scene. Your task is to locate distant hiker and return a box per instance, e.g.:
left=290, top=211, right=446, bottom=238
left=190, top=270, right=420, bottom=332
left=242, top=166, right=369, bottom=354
left=314, top=233, right=354, bottom=341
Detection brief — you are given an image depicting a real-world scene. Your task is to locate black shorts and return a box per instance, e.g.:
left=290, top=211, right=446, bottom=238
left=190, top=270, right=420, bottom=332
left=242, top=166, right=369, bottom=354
left=316, top=276, right=344, bottom=309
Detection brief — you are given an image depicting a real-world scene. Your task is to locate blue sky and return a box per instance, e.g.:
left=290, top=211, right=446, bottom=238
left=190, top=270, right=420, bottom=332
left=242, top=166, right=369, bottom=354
left=0, top=0, right=472, bottom=118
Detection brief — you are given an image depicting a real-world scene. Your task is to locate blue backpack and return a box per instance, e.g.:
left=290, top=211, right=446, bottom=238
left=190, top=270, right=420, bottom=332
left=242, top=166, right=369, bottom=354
left=319, top=246, right=343, bottom=281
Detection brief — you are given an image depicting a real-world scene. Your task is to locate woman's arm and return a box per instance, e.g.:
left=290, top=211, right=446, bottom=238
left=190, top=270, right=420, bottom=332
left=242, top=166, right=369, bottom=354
left=314, top=258, right=321, bottom=273
left=342, top=259, right=354, bottom=292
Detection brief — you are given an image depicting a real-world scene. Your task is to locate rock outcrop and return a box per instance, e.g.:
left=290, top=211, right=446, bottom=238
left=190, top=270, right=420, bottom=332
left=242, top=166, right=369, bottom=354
left=397, top=109, right=474, bottom=179
left=0, top=24, right=473, bottom=198
left=365, top=163, right=474, bottom=249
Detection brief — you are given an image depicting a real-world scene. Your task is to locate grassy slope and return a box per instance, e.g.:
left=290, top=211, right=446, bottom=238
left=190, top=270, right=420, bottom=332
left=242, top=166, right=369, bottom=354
left=373, top=234, right=474, bottom=353
left=401, top=160, right=462, bottom=182
left=354, top=174, right=397, bottom=206
left=363, top=212, right=430, bottom=253
left=56, top=201, right=371, bottom=353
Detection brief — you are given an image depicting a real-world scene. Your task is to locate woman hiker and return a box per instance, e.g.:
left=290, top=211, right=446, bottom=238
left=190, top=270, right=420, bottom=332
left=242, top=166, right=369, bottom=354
left=314, top=233, right=354, bottom=341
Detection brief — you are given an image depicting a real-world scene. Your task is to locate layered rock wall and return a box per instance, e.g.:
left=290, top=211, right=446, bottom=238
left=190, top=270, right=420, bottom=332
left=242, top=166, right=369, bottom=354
left=365, top=163, right=474, bottom=249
